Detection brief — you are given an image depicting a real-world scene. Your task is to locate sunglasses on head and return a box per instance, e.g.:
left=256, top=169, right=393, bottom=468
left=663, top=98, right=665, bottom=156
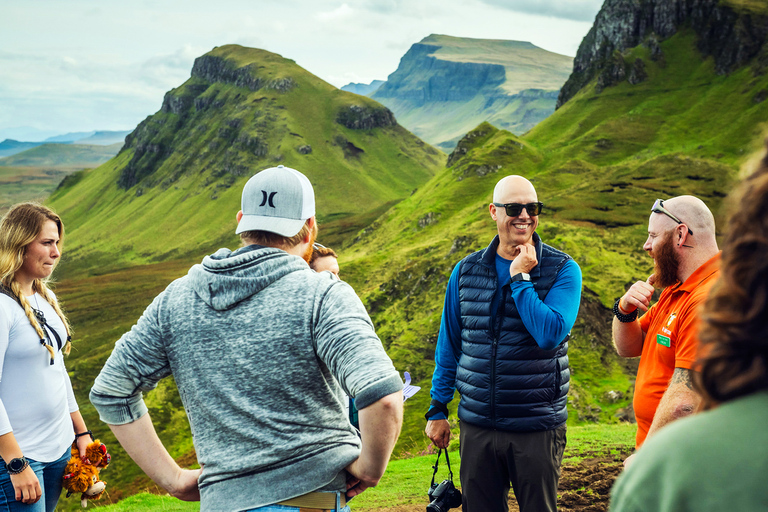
left=492, top=202, right=544, bottom=217
left=651, top=199, right=693, bottom=235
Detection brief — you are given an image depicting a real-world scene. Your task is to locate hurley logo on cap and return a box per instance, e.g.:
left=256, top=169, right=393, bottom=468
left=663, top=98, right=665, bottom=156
left=260, top=191, right=277, bottom=208
left=236, top=165, right=315, bottom=237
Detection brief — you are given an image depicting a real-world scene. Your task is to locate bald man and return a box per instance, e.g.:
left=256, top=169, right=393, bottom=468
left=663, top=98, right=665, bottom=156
left=425, top=176, right=582, bottom=512
left=612, top=196, right=720, bottom=467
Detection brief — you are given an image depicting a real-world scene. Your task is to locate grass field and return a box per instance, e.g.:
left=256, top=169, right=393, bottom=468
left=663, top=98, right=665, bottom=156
left=84, top=423, right=635, bottom=511
left=0, top=165, right=76, bottom=214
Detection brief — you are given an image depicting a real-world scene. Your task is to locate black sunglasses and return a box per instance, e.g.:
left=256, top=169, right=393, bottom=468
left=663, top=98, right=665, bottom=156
left=651, top=199, right=693, bottom=236
left=493, top=202, right=544, bottom=217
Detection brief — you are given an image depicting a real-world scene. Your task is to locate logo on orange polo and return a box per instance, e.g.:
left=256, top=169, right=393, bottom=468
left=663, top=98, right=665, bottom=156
left=666, top=313, right=677, bottom=327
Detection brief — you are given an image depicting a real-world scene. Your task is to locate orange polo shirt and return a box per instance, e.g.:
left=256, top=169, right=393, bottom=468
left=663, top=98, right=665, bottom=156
left=633, top=253, right=721, bottom=447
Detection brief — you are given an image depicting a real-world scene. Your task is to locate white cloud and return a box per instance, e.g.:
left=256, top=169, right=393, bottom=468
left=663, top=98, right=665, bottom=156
left=477, top=0, right=604, bottom=22
left=316, top=3, right=354, bottom=22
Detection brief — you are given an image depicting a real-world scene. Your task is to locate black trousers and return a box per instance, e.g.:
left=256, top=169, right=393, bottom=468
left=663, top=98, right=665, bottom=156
left=459, top=420, right=567, bottom=512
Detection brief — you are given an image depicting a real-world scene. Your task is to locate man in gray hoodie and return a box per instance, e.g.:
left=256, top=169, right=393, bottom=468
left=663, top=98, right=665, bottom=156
left=90, top=165, right=404, bottom=512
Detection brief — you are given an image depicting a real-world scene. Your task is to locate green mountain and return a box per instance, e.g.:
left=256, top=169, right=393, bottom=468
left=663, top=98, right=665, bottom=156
left=371, top=34, right=574, bottom=151
left=49, top=44, right=443, bottom=275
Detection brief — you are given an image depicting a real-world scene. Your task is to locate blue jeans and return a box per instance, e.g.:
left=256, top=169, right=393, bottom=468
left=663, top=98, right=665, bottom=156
left=0, top=448, right=70, bottom=512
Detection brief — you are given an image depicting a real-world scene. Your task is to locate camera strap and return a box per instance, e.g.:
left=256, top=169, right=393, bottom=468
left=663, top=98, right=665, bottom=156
left=430, top=448, right=455, bottom=487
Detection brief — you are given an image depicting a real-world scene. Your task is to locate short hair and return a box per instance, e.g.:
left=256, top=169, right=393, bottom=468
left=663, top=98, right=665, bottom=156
left=240, top=220, right=315, bottom=249
left=309, top=243, right=337, bottom=267
left=696, top=144, right=768, bottom=408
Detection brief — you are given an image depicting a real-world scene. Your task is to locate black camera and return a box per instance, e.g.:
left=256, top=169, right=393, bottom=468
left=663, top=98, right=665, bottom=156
left=427, top=478, right=462, bottom=512
left=426, top=449, right=462, bottom=512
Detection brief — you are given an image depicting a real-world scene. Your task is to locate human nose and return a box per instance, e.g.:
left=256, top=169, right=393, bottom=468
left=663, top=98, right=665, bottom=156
left=643, top=237, right=652, bottom=252
left=51, top=245, right=61, bottom=259
left=517, top=206, right=531, bottom=220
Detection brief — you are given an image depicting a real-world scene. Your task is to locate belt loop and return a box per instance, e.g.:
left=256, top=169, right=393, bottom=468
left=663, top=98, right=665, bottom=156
left=335, top=490, right=341, bottom=511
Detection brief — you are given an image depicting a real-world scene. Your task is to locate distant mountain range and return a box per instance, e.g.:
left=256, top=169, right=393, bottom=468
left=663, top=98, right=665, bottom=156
left=0, top=130, right=130, bottom=158
left=340, top=79, right=384, bottom=96
left=347, top=34, right=573, bottom=150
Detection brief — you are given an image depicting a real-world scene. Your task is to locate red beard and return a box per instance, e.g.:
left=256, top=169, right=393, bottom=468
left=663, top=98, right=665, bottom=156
left=652, top=230, right=681, bottom=288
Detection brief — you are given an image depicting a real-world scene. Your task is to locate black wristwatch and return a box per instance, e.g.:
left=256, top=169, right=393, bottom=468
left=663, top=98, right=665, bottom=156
left=510, top=272, right=530, bottom=282
left=6, top=456, right=29, bottom=475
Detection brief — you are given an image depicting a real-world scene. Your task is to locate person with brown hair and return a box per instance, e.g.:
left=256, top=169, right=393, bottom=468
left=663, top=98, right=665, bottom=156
left=310, top=243, right=340, bottom=278
left=610, top=148, right=768, bottom=511
left=612, top=195, right=720, bottom=465
left=0, top=202, right=92, bottom=511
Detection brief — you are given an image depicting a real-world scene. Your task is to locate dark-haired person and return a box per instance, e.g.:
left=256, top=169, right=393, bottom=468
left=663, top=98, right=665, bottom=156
left=90, top=165, right=403, bottom=512
left=425, top=175, right=582, bottom=512
left=0, top=203, right=92, bottom=512
left=610, top=148, right=768, bottom=511
left=310, top=243, right=340, bottom=278
left=612, top=196, right=720, bottom=466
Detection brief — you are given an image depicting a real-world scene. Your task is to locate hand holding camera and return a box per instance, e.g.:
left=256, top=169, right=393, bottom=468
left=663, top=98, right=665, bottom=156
left=427, top=449, right=462, bottom=512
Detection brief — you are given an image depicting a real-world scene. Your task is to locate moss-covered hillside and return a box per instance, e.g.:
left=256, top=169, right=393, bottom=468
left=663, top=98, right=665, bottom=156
left=341, top=27, right=768, bottom=454
left=49, top=44, right=444, bottom=276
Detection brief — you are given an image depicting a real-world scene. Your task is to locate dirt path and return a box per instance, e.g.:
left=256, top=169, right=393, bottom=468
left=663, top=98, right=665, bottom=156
left=373, top=455, right=625, bottom=512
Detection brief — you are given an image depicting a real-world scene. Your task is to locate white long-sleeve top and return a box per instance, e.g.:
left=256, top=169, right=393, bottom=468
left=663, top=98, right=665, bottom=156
left=0, top=292, right=77, bottom=462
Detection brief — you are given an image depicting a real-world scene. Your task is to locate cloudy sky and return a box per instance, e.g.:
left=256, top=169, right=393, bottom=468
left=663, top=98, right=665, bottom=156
left=0, top=0, right=603, bottom=141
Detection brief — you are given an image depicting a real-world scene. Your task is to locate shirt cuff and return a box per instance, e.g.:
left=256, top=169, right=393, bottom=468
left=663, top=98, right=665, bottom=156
left=354, top=373, right=404, bottom=410
left=89, top=389, right=149, bottom=425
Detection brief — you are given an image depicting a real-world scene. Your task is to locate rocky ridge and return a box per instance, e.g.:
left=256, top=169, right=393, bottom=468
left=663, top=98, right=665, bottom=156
left=370, top=34, right=573, bottom=150
left=558, top=0, right=768, bottom=107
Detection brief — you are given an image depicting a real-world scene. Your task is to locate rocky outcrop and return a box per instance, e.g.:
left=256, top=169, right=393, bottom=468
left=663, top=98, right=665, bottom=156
left=118, top=117, right=175, bottom=190
left=191, top=56, right=264, bottom=91
left=557, top=0, right=768, bottom=107
left=336, top=105, right=396, bottom=130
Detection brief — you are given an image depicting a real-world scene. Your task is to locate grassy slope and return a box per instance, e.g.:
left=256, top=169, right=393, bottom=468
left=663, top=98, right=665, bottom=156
left=0, top=166, right=73, bottom=214
left=339, top=29, right=768, bottom=454
left=0, top=143, right=123, bottom=214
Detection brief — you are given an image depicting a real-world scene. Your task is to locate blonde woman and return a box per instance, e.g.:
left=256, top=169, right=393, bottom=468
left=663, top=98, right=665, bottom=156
left=0, top=203, right=91, bottom=511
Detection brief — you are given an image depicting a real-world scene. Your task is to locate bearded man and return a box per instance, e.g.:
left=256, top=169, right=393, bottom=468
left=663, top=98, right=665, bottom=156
left=612, top=196, right=720, bottom=467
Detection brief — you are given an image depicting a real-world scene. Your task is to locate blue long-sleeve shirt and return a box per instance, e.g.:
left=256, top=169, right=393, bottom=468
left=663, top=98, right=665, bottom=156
left=428, top=255, right=582, bottom=420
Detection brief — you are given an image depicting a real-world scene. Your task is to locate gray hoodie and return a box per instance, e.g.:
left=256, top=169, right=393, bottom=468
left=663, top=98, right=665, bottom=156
left=90, top=245, right=403, bottom=511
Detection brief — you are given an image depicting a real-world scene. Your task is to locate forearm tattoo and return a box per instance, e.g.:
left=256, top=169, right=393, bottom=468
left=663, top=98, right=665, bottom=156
left=670, top=367, right=695, bottom=390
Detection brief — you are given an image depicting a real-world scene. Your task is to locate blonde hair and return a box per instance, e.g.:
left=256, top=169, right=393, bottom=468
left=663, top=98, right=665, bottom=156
left=0, top=203, right=72, bottom=359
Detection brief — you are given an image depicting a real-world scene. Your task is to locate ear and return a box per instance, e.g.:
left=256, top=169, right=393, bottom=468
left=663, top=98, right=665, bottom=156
left=489, top=203, right=498, bottom=221
left=303, top=217, right=316, bottom=243
left=236, top=210, right=243, bottom=223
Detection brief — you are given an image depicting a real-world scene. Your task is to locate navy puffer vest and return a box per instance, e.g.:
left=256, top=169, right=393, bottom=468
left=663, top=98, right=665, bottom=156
left=456, top=233, right=570, bottom=432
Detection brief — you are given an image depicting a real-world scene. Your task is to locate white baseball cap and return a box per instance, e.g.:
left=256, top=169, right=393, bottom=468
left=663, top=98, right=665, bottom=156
left=236, top=165, right=315, bottom=237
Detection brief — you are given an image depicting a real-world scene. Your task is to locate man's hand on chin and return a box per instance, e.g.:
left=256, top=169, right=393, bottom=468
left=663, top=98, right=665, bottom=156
left=510, top=243, right=538, bottom=276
